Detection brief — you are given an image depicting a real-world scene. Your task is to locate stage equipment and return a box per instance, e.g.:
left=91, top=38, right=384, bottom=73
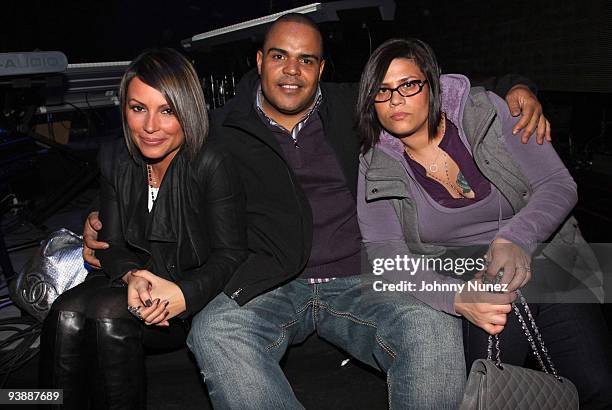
left=0, top=54, right=124, bottom=236
left=0, top=52, right=67, bottom=77
left=37, top=61, right=130, bottom=115
left=181, top=0, right=395, bottom=50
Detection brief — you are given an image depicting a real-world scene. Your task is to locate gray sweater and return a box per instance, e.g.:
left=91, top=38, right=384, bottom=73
left=358, top=74, right=578, bottom=314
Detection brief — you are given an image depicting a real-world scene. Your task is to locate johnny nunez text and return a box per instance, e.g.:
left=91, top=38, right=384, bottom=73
left=372, top=280, right=509, bottom=293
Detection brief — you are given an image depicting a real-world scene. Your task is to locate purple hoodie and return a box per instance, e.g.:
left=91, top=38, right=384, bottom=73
left=358, top=74, right=577, bottom=314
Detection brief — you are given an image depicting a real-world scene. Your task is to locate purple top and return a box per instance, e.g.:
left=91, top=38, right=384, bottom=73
left=404, top=118, right=491, bottom=208
left=358, top=74, right=577, bottom=314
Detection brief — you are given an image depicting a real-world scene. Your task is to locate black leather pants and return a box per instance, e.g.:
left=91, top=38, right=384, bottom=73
left=39, top=274, right=188, bottom=409
left=88, top=318, right=146, bottom=410
left=39, top=310, right=88, bottom=410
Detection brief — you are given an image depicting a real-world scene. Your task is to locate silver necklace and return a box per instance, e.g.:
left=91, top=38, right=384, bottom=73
left=404, top=115, right=446, bottom=173
left=405, top=146, right=443, bottom=173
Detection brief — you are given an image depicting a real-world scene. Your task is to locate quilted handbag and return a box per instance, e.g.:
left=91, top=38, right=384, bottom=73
left=9, top=228, right=88, bottom=322
left=460, top=291, right=579, bottom=410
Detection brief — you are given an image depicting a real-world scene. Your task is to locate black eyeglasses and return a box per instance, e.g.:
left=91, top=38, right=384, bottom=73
left=374, top=79, right=428, bottom=103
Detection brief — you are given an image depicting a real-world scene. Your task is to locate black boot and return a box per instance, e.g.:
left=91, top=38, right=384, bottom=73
left=88, top=318, right=146, bottom=410
left=39, top=310, right=88, bottom=409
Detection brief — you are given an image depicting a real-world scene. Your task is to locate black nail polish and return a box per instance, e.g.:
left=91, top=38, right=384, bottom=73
left=145, top=299, right=152, bottom=307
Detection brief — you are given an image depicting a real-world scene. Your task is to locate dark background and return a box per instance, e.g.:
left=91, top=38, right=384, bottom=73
left=1, top=0, right=611, bottom=240
left=3, top=0, right=610, bottom=91
left=1, top=1, right=611, bottom=404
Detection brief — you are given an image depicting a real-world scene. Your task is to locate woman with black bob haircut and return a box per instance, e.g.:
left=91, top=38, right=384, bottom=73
left=39, top=48, right=247, bottom=409
left=357, top=38, right=443, bottom=149
left=356, top=38, right=612, bottom=408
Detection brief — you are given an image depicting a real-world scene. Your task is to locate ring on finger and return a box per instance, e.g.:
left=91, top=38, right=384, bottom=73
left=483, top=253, right=490, bottom=265
left=127, top=305, right=143, bottom=321
left=492, top=269, right=504, bottom=285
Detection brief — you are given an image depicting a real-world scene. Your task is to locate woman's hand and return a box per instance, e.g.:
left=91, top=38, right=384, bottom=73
left=124, top=270, right=170, bottom=326
left=131, top=270, right=186, bottom=326
left=454, top=280, right=516, bottom=335
left=124, top=269, right=152, bottom=308
left=484, top=238, right=532, bottom=292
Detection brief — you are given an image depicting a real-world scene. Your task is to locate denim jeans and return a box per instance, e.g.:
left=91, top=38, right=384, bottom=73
left=187, top=276, right=465, bottom=409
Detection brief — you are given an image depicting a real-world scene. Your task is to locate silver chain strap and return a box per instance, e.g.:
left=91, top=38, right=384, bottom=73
left=486, top=332, right=501, bottom=366
left=487, top=290, right=561, bottom=381
left=514, top=290, right=560, bottom=378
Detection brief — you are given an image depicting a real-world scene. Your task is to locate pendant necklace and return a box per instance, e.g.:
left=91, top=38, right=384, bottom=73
left=405, top=115, right=446, bottom=173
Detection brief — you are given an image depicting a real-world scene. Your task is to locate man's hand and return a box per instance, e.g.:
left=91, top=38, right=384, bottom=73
left=83, top=211, right=108, bottom=269
left=484, top=238, right=532, bottom=292
left=505, top=84, right=551, bottom=145
left=454, top=280, right=516, bottom=335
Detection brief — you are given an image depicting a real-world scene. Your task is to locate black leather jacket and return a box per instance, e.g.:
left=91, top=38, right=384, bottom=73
left=96, top=139, right=247, bottom=316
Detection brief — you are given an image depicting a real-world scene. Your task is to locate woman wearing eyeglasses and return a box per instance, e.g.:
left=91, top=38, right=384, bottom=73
left=356, top=38, right=612, bottom=408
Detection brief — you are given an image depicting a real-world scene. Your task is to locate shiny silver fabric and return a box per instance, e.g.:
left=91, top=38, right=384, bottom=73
left=11, top=228, right=88, bottom=322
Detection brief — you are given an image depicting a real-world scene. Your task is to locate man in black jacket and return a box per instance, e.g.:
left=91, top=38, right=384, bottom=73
left=84, top=13, right=550, bottom=408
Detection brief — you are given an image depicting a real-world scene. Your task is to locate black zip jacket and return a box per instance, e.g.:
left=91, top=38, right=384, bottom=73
left=210, top=70, right=360, bottom=305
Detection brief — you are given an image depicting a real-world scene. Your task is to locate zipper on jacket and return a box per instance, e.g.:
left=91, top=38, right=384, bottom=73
left=230, top=288, right=243, bottom=300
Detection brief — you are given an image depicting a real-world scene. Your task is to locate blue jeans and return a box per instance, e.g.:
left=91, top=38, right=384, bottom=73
left=187, top=276, right=465, bottom=409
